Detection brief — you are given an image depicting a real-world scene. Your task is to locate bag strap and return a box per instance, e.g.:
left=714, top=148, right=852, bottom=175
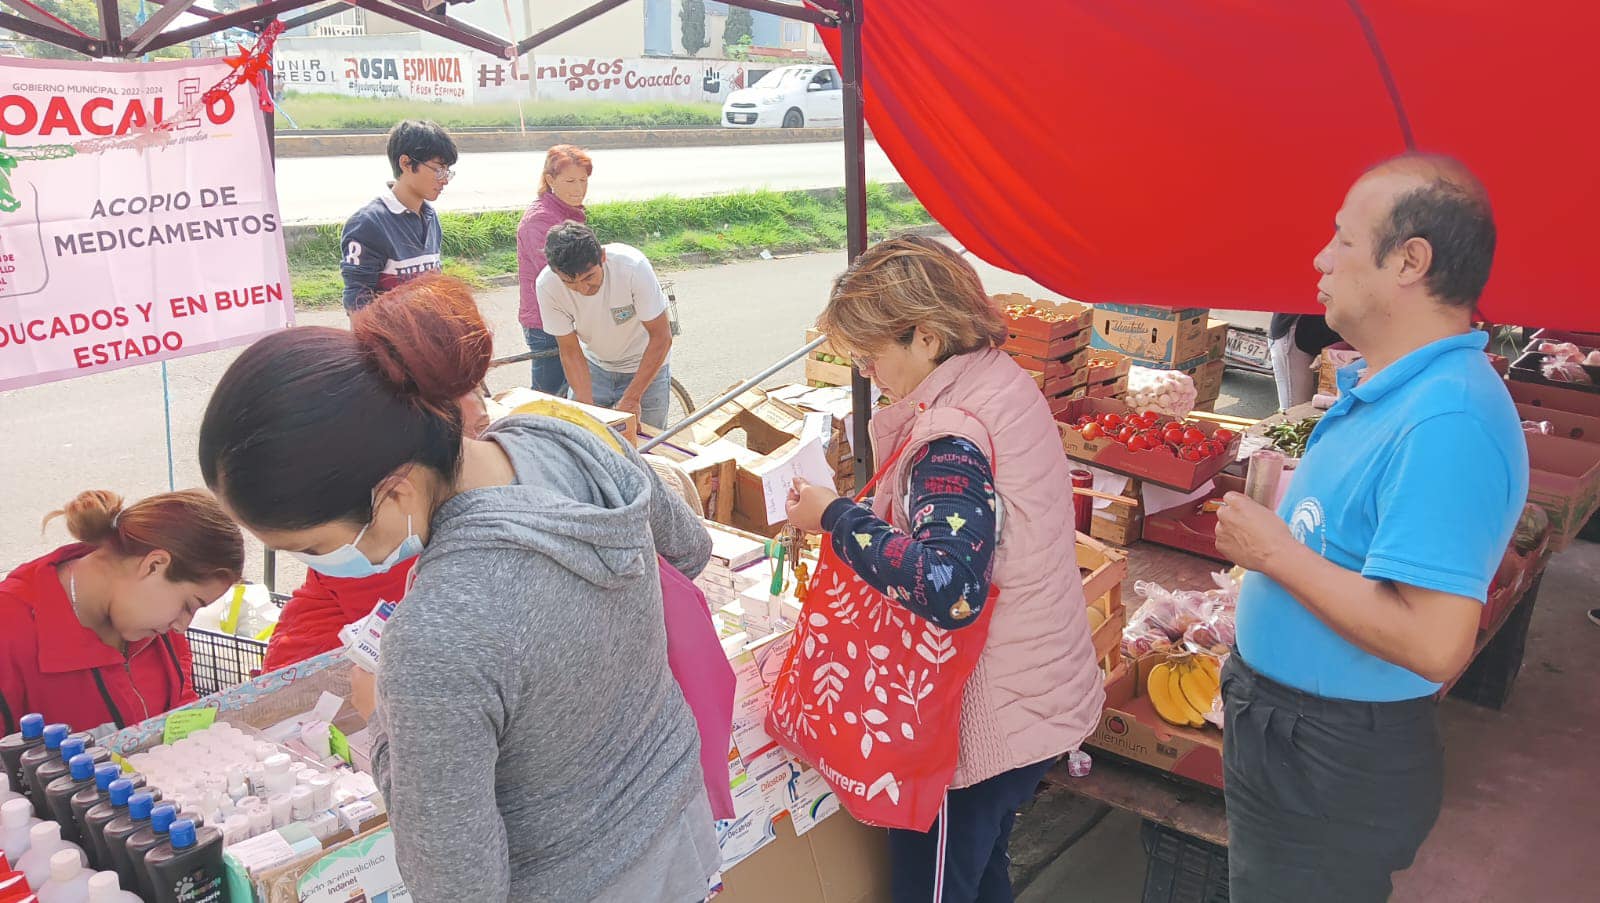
left=853, top=432, right=918, bottom=502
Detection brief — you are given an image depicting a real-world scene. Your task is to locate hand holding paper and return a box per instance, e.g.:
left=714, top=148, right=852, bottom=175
left=785, top=478, right=839, bottom=533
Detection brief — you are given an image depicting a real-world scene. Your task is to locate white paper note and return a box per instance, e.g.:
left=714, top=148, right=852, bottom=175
left=758, top=436, right=836, bottom=525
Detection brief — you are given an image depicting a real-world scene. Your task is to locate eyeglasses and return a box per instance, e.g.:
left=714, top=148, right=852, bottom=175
left=420, top=161, right=455, bottom=182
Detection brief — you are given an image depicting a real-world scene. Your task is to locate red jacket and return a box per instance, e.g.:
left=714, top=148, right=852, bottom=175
left=0, top=545, right=197, bottom=735
left=261, top=561, right=415, bottom=673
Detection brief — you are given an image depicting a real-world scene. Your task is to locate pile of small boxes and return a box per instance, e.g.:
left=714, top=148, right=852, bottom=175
left=1087, top=303, right=1228, bottom=411
left=995, top=293, right=1131, bottom=415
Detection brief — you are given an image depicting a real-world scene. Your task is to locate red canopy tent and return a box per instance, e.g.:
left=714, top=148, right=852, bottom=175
left=819, top=1, right=1600, bottom=330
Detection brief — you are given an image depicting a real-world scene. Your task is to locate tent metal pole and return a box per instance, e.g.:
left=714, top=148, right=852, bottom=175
left=841, top=0, right=872, bottom=491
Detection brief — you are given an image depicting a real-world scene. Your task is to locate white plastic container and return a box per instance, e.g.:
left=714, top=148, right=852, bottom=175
left=2, top=796, right=41, bottom=861
left=18, top=822, right=86, bottom=889
left=1, top=771, right=25, bottom=806
left=36, top=848, right=92, bottom=903
left=86, top=871, right=143, bottom=902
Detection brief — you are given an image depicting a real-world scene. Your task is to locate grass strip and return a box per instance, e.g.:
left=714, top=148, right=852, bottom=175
left=288, top=183, right=934, bottom=308
left=275, top=95, right=721, bottom=131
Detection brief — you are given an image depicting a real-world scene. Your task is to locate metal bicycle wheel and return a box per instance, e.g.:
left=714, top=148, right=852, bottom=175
left=667, top=378, right=696, bottom=427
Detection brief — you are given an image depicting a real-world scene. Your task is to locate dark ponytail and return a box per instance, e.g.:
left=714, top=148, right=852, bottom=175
left=198, top=273, right=492, bottom=531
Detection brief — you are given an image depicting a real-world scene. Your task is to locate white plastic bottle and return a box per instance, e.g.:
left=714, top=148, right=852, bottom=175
left=36, top=848, right=92, bottom=903
left=85, top=871, right=143, bottom=903
left=2, top=797, right=41, bottom=862
left=1, top=771, right=26, bottom=805
left=17, top=821, right=86, bottom=888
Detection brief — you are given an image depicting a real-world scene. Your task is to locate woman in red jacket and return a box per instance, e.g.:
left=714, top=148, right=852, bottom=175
left=0, top=490, right=244, bottom=735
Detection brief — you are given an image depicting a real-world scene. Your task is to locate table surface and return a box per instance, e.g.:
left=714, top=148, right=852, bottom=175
left=1047, top=540, right=1539, bottom=848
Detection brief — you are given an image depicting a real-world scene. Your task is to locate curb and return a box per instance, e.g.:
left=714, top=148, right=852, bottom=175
left=275, top=126, right=853, bottom=158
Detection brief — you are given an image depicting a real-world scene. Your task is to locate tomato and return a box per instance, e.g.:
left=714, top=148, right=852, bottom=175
left=1198, top=440, right=1224, bottom=458
left=1081, top=422, right=1104, bottom=440
left=1180, top=446, right=1204, bottom=462
left=1140, top=410, right=1161, bottom=425
left=1163, top=426, right=1186, bottom=445
left=1182, top=427, right=1207, bottom=446
left=1117, top=426, right=1139, bottom=443
left=1076, top=415, right=1097, bottom=427
left=1098, top=412, right=1125, bottom=429
left=1128, top=435, right=1152, bottom=451
left=1149, top=444, right=1175, bottom=457
left=1212, top=428, right=1237, bottom=443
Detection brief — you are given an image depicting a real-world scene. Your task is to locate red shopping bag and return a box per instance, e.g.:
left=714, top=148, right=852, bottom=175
left=764, top=444, right=997, bottom=832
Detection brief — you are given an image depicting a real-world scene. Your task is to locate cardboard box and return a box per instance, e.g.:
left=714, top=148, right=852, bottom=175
left=995, top=293, right=1094, bottom=341
left=1516, top=403, right=1600, bottom=444
left=1084, top=657, right=1225, bottom=790
left=638, top=428, right=741, bottom=525
left=1526, top=432, right=1600, bottom=550
left=714, top=808, right=891, bottom=903
left=1509, top=378, right=1600, bottom=417
left=1205, top=318, right=1229, bottom=362
left=1188, top=359, right=1226, bottom=404
left=1005, top=328, right=1091, bottom=361
left=1090, top=303, right=1211, bottom=370
left=1057, top=399, right=1241, bottom=492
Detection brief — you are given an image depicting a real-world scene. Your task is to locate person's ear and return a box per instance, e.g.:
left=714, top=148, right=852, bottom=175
left=1395, top=236, right=1433, bottom=288
left=138, top=550, right=172, bottom=581
left=912, top=326, right=943, bottom=361
left=398, top=154, right=415, bottom=173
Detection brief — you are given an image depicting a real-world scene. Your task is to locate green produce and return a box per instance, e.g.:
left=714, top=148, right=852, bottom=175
left=1263, top=416, right=1321, bottom=458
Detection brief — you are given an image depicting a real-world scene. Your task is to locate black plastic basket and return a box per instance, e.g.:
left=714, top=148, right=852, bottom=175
left=1141, top=819, right=1229, bottom=903
left=185, top=592, right=289, bottom=696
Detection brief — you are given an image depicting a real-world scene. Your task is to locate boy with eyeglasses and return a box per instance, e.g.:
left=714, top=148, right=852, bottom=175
left=339, top=120, right=458, bottom=313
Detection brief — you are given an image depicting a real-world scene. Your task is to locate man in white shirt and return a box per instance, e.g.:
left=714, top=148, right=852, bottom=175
left=537, top=222, right=674, bottom=427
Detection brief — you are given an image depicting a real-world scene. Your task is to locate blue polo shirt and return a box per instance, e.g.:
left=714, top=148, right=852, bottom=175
left=1236, top=331, right=1528, bottom=702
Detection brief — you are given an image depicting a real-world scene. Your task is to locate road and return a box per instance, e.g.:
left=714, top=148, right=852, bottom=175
left=274, top=140, right=902, bottom=224
left=0, top=244, right=1274, bottom=583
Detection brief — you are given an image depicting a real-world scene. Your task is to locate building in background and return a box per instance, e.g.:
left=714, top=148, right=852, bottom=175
left=278, top=1, right=823, bottom=61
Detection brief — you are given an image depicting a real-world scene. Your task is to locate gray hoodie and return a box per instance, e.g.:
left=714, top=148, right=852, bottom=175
left=370, top=415, right=718, bottom=902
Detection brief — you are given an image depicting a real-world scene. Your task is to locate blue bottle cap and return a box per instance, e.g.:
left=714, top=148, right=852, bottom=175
left=128, top=792, right=155, bottom=820
left=94, top=762, right=121, bottom=789
left=59, top=737, right=87, bottom=762
left=108, top=779, right=134, bottom=807
left=20, top=714, right=45, bottom=739
left=69, top=752, right=96, bottom=780
left=42, top=723, right=69, bottom=750
left=151, top=804, right=177, bottom=834
left=168, top=819, right=196, bottom=850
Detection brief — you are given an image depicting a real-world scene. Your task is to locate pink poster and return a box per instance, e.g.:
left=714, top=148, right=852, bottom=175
left=0, top=55, right=292, bottom=391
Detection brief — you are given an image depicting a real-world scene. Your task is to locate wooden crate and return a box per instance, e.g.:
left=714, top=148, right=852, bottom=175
left=1078, top=533, right=1130, bottom=674
left=805, top=357, right=853, bottom=388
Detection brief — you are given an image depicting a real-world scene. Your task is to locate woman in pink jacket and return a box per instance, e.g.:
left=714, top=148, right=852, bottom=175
left=786, top=235, right=1104, bottom=903
left=516, top=144, right=591, bottom=395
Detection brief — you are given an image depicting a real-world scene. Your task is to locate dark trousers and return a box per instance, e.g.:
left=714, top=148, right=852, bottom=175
left=888, top=759, right=1053, bottom=903
left=1222, top=654, right=1443, bottom=903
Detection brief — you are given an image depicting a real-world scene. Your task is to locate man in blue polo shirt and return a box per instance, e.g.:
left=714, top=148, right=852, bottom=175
left=1215, top=154, right=1527, bottom=903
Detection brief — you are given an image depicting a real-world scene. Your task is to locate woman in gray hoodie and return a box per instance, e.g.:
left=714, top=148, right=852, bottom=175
left=196, top=274, right=720, bottom=902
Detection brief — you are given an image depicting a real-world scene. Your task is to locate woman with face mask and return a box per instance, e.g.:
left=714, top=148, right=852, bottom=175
left=260, top=391, right=492, bottom=674
left=516, top=144, right=592, bottom=396
left=0, top=490, right=244, bottom=736
left=197, top=273, right=720, bottom=903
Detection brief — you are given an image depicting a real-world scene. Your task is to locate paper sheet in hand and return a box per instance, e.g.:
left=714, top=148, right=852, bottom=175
left=758, top=430, right=836, bottom=525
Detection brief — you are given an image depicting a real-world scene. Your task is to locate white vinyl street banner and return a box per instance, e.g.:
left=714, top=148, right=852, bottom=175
left=0, top=55, right=292, bottom=391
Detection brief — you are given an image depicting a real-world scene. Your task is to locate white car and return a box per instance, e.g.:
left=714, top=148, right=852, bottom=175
left=721, top=65, right=843, bottom=129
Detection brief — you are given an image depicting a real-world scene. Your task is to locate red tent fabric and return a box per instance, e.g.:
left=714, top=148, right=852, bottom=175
left=822, top=2, right=1600, bottom=329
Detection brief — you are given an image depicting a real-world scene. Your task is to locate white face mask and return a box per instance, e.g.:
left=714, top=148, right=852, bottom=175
left=291, top=494, right=422, bottom=579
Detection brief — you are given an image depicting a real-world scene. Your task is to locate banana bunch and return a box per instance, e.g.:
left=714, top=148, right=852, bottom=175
left=1147, top=655, right=1221, bottom=729
left=509, top=398, right=625, bottom=453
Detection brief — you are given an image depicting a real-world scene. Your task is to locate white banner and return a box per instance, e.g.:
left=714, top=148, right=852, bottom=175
left=275, top=51, right=752, bottom=105
left=0, top=56, right=292, bottom=391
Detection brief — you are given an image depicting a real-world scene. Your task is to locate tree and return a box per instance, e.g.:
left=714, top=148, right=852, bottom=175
left=722, top=6, right=754, bottom=55
left=2, top=0, right=140, bottom=59
left=680, top=0, right=709, bottom=57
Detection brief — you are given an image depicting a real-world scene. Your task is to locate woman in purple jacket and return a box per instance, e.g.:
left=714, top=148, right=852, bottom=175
left=516, top=144, right=591, bottom=395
